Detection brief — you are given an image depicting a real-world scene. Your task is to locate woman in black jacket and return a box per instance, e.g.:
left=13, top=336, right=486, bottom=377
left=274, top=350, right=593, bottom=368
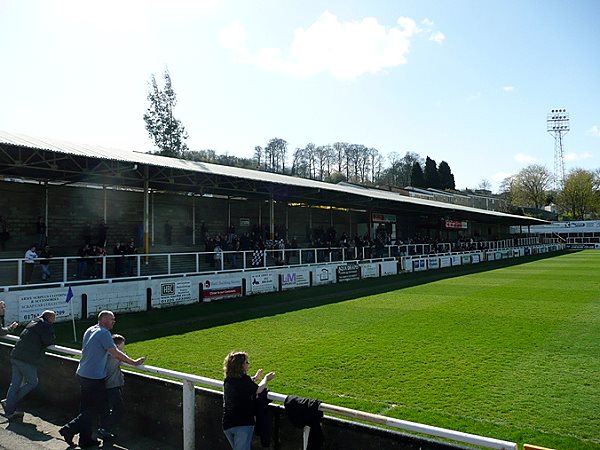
left=222, top=351, right=275, bottom=450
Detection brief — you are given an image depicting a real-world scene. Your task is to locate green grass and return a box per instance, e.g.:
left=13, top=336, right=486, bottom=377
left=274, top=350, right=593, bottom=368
left=55, top=251, right=600, bottom=450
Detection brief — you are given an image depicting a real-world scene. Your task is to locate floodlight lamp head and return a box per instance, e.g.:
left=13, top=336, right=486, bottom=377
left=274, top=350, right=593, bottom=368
left=546, top=108, right=570, bottom=133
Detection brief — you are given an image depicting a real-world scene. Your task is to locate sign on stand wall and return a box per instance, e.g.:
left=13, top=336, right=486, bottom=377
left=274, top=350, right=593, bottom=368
left=151, top=279, right=196, bottom=309
left=337, top=264, right=360, bottom=282
left=18, top=288, right=74, bottom=322
left=280, top=268, right=311, bottom=290
left=360, top=263, right=378, bottom=279
left=201, top=275, right=243, bottom=301
left=313, top=265, right=336, bottom=285
left=249, top=272, right=277, bottom=294
left=380, top=260, right=397, bottom=276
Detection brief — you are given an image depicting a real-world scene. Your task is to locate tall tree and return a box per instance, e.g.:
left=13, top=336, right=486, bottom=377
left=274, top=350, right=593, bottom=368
left=264, top=138, right=288, bottom=173
left=423, top=156, right=440, bottom=189
left=254, top=146, right=263, bottom=169
left=557, top=168, right=600, bottom=219
left=438, top=161, right=456, bottom=190
left=510, top=164, right=553, bottom=208
left=143, top=69, right=188, bottom=158
left=477, top=179, right=492, bottom=191
left=410, top=161, right=426, bottom=188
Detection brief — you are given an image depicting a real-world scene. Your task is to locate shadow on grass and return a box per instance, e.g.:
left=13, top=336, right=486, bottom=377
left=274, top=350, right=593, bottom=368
left=54, top=251, right=572, bottom=346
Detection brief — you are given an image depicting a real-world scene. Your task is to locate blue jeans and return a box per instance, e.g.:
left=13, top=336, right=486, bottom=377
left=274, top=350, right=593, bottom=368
left=5, top=359, right=39, bottom=415
left=41, top=264, right=50, bottom=281
left=224, top=425, right=254, bottom=450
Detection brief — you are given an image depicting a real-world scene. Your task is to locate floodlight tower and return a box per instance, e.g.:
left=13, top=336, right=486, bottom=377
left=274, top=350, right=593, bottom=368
left=546, top=108, right=569, bottom=189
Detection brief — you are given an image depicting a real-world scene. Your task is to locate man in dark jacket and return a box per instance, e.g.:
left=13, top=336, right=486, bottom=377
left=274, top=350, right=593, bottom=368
left=2, top=310, right=56, bottom=420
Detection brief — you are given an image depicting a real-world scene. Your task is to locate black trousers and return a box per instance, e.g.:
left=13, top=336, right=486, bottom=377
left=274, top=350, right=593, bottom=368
left=64, top=375, right=106, bottom=442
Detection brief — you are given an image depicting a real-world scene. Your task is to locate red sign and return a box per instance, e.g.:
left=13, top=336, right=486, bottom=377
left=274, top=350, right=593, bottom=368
left=444, top=220, right=468, bottom=230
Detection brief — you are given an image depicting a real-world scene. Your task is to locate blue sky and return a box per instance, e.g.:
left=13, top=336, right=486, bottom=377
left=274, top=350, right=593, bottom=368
left=1, top=0, right=599, bottom=191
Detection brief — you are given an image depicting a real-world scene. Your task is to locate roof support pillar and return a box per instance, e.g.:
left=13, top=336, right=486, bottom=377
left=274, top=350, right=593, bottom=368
left=103, top=185, right=107, bottom=222
left=192, top=196, right=196, bottom=246
left=44, top=182, right=49, bottom=244
left=269, top=195, right=274, bottom=240
left=144, top=167, right=150, bottom=254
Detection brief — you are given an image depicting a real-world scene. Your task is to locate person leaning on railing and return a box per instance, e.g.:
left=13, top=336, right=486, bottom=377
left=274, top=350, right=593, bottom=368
left=0, top=301, right=18, bottom=334
left=222, top=351, right=275, bottom=450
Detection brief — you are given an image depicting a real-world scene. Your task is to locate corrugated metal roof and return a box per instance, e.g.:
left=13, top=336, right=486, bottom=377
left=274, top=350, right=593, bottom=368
left=0, top=131, right=546, bottom=223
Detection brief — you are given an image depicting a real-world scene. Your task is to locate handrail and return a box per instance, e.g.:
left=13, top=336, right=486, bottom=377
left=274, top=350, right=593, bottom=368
left=1, top=238, right=542, bottom=290
left=1, top=335, right=517, bottom=450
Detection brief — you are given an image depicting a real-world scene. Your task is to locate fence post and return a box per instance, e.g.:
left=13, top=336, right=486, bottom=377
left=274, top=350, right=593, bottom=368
left=182, top=379, right=195, bottom=450
left=18, top=260, right=22, bottom=285
left=167, top=254, right=172, bottom=275
left=63, top=257, right=68, bottom=283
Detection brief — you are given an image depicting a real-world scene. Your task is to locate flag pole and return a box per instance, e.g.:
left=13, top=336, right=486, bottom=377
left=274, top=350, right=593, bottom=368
left=70, top=299, right=77, bottom=342
left=66, top=286, right=77, bottom=342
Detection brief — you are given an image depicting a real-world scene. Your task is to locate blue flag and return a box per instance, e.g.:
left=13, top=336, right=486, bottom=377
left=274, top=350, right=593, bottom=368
left=66, top=286, right=74, bottom=303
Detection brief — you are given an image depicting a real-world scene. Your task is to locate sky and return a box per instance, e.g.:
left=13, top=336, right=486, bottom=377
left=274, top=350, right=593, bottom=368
left=1, top=0, right=599, bottom=192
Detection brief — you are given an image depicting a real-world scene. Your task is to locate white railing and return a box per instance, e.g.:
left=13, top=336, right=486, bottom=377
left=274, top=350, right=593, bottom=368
left=0, top=238, right=540, bottom=290
left=0, top=335, right=517, bottom=450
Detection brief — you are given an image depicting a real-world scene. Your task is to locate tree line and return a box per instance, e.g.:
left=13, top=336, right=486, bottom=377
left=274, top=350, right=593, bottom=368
left=500, top=164, right=600, bottom=220
left=143, top=70, right=456, bottom=190
left=143, top=70, right=600, bottom=220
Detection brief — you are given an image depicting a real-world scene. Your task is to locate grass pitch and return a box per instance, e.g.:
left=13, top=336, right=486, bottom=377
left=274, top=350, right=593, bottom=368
left=57, top=251, right=600, bottom=449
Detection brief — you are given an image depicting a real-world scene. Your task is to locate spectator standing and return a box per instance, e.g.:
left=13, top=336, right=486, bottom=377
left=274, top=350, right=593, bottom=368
left=35, top=216, right=46, bottom=248
left=98, top=334, right=127, bottom=439
left=24, top=245, right=37, bottom=284
left=94, top=245, right=106, bottom=279
left=0, top=300, right=5, bottom=327
left=222, top=351, right=275, bottom=450
left=125, top=239, right=137, bottom=276
left=2, top=310, right=56, bottom=420
left=39, top=245, right=52, bottom=281
left=76, top=243, right=91, bottom=279
left=59, top=311, right=145, bottom=448
left=113, top=242, right=125, bottom=277
left=0, top=300, right=18, bottom=331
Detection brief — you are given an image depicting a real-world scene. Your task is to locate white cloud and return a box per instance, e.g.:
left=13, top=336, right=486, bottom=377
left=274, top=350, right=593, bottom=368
left=564, top=152, right=593, bottom=162
left=219, top=12, right=441, bottom=80
left=514, top=153, right=537, bottom=163
left=588, top=125, right=600, bottom=137
left=429, top=31, right=446, bottom=43
left=503, top=86, right=514, bottom=92
left=421, top=18, right=434, bottom=27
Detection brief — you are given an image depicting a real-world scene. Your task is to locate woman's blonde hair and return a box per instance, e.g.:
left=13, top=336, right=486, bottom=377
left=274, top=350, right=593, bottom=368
left=223, top=351, right=248, bottom=378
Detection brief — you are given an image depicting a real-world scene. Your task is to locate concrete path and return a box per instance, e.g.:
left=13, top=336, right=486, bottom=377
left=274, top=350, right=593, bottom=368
left=0, top=401, right=178, bottom=450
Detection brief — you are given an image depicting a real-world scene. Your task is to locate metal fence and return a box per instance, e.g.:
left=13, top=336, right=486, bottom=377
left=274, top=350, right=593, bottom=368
left=0, top=237, right=540, bottom=289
